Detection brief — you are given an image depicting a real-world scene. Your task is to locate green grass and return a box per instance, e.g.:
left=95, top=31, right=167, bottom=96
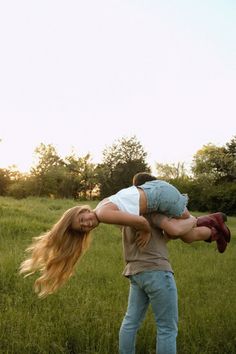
left=0, top=196, right=235, bottom=354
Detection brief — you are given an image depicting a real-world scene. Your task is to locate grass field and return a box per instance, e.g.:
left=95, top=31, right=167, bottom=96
left=0, top=196, right=235, bottom=354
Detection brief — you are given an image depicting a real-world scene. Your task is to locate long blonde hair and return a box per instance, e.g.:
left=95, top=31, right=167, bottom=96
left=19, top=205, right=92, bottom=297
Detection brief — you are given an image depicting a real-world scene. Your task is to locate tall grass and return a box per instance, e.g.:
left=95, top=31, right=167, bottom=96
left=0, top=197, right=235, bottom=354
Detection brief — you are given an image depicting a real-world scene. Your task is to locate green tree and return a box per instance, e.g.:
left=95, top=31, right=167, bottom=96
left=64, top=153, right=97, bottom=199
left=155, top=162, right=187, bottom=180
left=190, top=136, right=236, bottom=214
left=30, top=143, right=65, bottom=196
left=2, top=165, right=37, bottom=199
left=191, top=137, right=236, bottom=183
left=31, top=143, right=64, bottom=175
left=224, top=135, right=236, bottom=182
left=97, top=136, right=150, bottom=198
left=0, top=168, right=11, bottom=195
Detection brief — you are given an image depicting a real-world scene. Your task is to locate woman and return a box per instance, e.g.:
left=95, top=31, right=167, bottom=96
left=20, top=177, right=230, bottom=297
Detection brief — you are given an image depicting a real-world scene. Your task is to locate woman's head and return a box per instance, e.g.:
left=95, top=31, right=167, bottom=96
left=19, top=205, right=98, bottom=297
left=70, top=206, right=100, bottom=233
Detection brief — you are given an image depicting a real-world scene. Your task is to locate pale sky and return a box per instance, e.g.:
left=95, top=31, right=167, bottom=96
left=0, top=0, right=235, bottom=173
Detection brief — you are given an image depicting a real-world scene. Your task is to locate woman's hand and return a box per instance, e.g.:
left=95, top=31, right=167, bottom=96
left=135, top=230, right=151, bottom=248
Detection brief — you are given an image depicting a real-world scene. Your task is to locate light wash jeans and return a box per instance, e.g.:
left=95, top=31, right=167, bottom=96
left=119, top=270, right=178, bottom=354
left=140, top=180, right=188, bottom=217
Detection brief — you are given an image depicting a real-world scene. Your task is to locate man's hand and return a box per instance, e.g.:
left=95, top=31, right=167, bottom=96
left=135, top=230, right=151, bottom=248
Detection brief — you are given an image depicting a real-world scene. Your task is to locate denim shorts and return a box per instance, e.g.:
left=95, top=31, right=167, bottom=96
left=139, top=180, right=188, bottom=217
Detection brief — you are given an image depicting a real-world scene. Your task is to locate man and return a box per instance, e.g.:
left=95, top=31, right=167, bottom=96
left=119, top=214, right=178, bottom=354
left=119, top=172, right=230, bottom=354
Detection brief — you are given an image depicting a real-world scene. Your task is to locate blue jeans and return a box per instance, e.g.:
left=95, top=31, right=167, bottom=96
left=119, top=270, right=178, bottom=354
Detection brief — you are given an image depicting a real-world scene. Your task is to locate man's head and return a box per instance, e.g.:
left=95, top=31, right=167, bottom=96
left=133, top=172, right=157, bottom=186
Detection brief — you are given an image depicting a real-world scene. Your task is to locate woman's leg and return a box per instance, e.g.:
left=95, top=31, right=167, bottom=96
left=165, top=226, right=227, bottom=253
left=119, top=276, right=149, bottom=354
left=150, top=213, right=228, bottom=252
left=150, top=213, right=197, bottom=237
left=175, top=226, right=211, bottom=243
left=151, top=213, right=227, bottom=242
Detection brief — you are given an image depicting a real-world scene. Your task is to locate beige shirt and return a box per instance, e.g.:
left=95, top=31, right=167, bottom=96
left=122, top=214, right=173, bottom=276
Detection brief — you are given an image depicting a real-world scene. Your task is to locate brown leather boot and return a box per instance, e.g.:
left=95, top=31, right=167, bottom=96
left=205, top=227, right=227, bottom=253
left=197, top=212, right=231, bottom=243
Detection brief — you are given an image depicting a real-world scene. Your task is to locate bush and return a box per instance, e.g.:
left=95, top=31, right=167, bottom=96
left=170, top=178, right=236, bottom=215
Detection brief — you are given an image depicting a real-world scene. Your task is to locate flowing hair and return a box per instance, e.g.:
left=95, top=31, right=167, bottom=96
left=19, top=205, right=92, bottom=298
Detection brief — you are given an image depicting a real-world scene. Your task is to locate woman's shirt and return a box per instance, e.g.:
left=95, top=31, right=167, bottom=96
left=108, top=186, right=140, bottom=215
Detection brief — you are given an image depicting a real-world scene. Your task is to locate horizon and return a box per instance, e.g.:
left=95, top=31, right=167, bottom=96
left=0, top=134, right=234, bottom=174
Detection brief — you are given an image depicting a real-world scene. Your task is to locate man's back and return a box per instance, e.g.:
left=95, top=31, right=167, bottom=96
left=122, top=215, right=173, bottom=276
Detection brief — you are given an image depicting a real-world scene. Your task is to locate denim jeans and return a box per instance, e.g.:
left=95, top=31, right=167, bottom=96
left=140, top=180, right=188, bottom=217
left=119, top=270, right=178, bottom=354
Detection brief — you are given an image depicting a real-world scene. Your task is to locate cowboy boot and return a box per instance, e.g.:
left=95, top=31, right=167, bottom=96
left=205, top=227, right=227, bottom=253
left=197, top=212, right=231, bottom=243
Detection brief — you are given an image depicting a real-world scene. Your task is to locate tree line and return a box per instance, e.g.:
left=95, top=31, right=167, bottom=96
left=0, top=135, right=235, bottom=215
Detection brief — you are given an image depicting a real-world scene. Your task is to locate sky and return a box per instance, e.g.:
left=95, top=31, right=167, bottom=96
left=0, top=0, right=236, bottom=173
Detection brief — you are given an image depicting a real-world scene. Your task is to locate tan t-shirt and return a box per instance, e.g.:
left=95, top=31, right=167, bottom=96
left=122, top=214, right=173, bottom=276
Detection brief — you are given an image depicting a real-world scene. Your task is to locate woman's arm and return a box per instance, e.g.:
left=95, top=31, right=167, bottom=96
left=95, top=207, right=151, bottom=232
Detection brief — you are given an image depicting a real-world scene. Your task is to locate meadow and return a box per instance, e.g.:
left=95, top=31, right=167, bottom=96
left=0, top=196, right=235, bottom=354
